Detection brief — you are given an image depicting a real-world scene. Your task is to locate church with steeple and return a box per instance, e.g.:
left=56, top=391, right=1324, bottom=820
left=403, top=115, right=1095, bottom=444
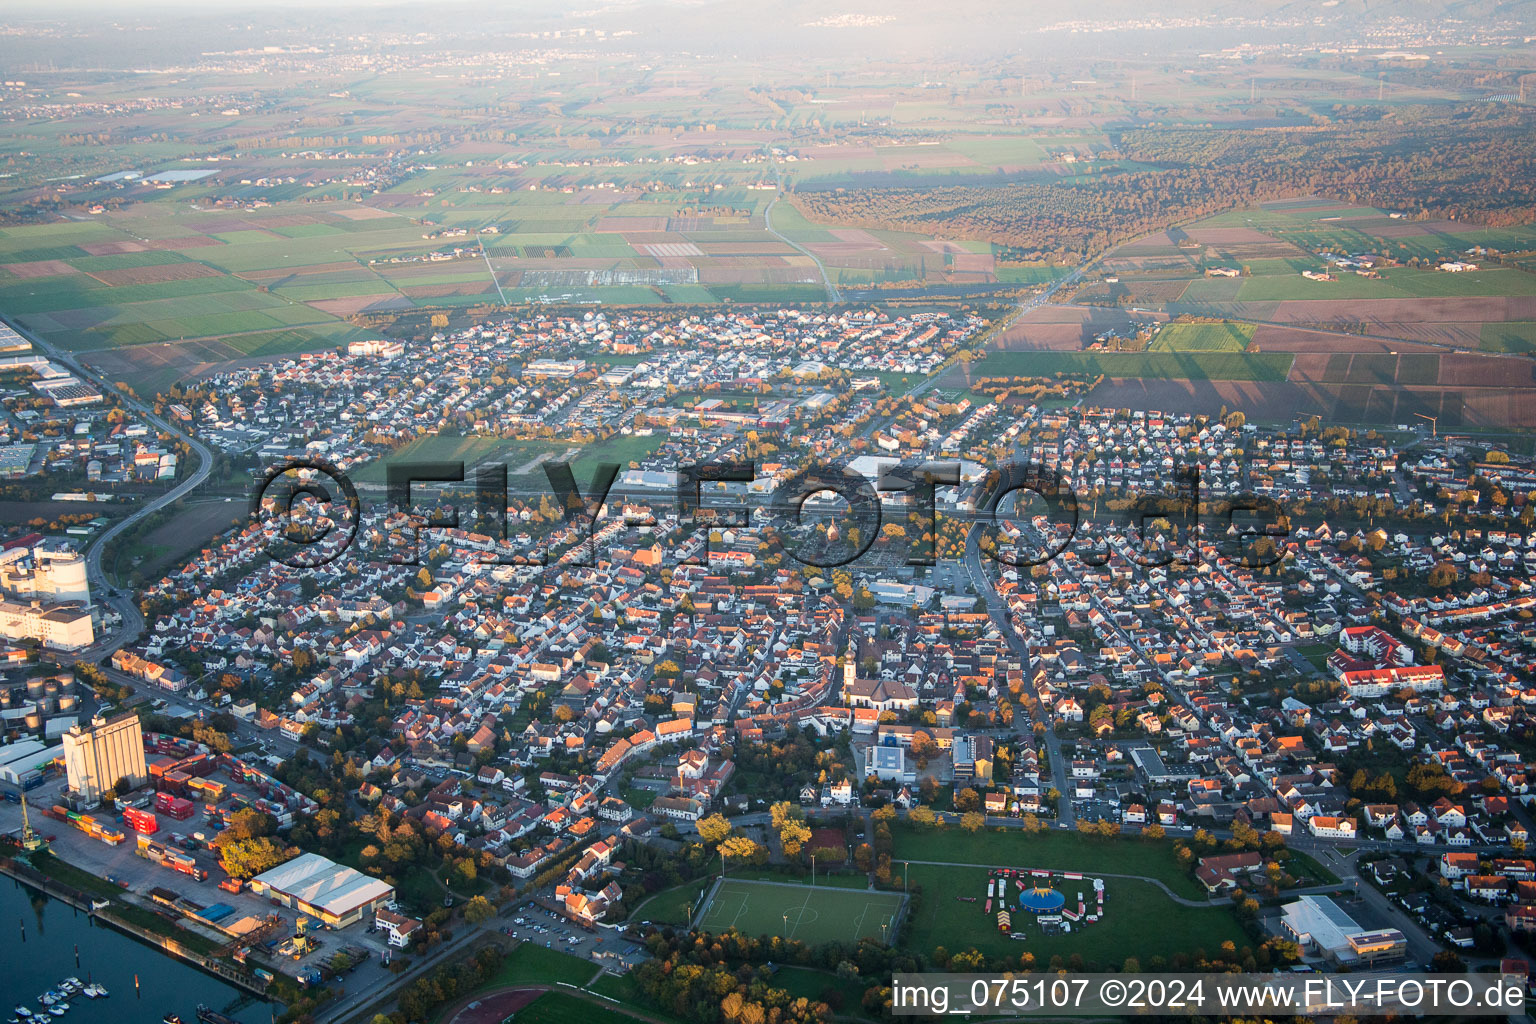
left=841, top=622, right=918, bottom=712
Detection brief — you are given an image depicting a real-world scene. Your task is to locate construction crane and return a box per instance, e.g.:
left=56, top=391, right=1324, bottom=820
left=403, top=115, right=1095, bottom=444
left=20, top=794, right=47, bottom=853
left=1414, top=413, right=1437, bottom=438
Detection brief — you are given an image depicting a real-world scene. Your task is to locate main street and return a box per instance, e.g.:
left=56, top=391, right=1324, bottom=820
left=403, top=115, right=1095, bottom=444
left=962, top=519, right=1074, bottom=825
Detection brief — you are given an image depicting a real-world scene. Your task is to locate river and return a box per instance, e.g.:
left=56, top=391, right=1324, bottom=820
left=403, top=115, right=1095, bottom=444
left=0, top=877, right=274, bottom=1024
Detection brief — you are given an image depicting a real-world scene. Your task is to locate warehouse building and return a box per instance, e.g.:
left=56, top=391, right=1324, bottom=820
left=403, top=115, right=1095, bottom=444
left=250, top=852, right=396, bottom=928
left=1281, top=895, right=1407, bottom=965
left=0, top=738, right=64, bottom=792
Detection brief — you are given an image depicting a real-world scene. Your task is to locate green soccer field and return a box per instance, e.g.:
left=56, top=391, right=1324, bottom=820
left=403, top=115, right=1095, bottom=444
left=696, top=879, right=905, bottom=945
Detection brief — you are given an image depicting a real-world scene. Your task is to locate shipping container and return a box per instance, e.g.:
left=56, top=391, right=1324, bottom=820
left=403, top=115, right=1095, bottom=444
left=155, top=792, right=194, bottom=820
left=123, top=807, right=159, bottom=835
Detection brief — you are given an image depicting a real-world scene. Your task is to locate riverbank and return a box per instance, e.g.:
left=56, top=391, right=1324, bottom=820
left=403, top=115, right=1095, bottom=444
left=1, top=853, right=273, bottom=1000
left=0, top=866, right=273, bottom=1024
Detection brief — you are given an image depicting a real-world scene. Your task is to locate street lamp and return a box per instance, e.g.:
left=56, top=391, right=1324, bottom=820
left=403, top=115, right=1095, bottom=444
left=904, top=861, right=909, bottom=893
left=782, top=912, right=788, bottom=939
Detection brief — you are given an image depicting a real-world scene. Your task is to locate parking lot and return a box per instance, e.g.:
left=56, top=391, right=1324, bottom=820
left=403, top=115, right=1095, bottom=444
left=508, top=903, right=647, bottom=972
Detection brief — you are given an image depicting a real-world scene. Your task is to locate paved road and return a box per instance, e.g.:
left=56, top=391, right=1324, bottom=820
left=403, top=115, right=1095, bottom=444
left=962, top=522, right=1073, bottom=825
left=764, top=193, right=841, bottom=304
left=3, top=315, right=215, bottom=657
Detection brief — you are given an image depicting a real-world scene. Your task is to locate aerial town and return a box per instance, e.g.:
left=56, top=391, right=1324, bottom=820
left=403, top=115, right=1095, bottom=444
left=4, top=295, right=1536, bottom=1022
left=4, top=0, right=1536, bottom=1022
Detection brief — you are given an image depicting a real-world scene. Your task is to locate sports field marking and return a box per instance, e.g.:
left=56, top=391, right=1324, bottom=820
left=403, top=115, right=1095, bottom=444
left=696, top=878, right=906, bottom=945
left=783, top=885, right=818, bottom=941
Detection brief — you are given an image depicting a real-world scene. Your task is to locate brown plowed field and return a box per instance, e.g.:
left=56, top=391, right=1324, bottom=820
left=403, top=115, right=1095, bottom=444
left=7, top=260, right=80, bottom=278
left=78, top=240, right=150, bottom=255
left=149, top=235, right=224, bottom=249
left=309, top=294, right=414, bottom=316
left=85, top=262, right=223, bottom=286
left=1250, top=325, right=1441, bottom=353
left=1270, top=296, right=1521, bottom=323
left=1439, top=354, right=1536, bottom=387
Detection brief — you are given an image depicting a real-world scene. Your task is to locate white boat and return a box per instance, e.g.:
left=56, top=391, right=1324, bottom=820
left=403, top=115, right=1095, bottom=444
left=48, top=1010, right=64, bottom=1019
left=15, top=1010, right=32, bottom=1019
left=82, top=987, right=106, bottom=1000
left=62, top=984, right=78, bottom=992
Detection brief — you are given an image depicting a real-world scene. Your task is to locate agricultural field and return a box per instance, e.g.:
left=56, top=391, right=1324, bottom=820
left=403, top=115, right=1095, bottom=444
left=1148, top=321, right=1254, bottom=353
left=1052, top=196, right=1536, bottom=426
left=1482, top=323, right=1536, bottom=354
left=0, top=181, right=1033, bottom=393
left=972, top=350, right=1294, bottom=382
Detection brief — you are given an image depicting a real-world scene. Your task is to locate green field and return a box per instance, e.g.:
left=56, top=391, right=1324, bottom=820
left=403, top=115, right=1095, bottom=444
left=631, top=879, right=713, bottom=925
left=1235, top=266, right=1536, bottom=302
left=485, top=944, right=596, bottom=988
left=1481, top=322, right=1536, bottom=354
left=889, top=824, right=1205, bottom=899
left=1149, top=321, right=1254, bottom=353
left=902, top=865, right=1247, bottom=967
left=697, top=878, right=905, bottom=945
left=977, top=350, right=1293, bottom=382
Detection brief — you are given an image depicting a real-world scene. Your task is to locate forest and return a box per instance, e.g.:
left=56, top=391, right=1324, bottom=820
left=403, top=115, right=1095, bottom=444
left=791, top=105, right=1536, bottom=262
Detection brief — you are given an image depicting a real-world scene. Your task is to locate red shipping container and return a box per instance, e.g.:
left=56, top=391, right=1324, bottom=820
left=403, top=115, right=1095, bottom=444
left=123, top=807, right=158, bottom=835
left=154, top=792, right=194, bottom=820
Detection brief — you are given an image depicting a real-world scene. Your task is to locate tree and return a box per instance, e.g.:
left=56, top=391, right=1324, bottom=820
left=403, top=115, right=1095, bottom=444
left=909, top=806, right=938, bottom=829
left=1431, top=951, right=1467, bottom=973
left=1143, top=822, right=1165, bottom=840
left=463, top=895, right=495, bottom=925
left=719, top=835, right=761, bottom=862
left=223, top=808, right=277, bottom=841
left=219, top=837, right=296, bottom=880
left=769, top=800, right=800, bottom=829
left=779, top=818, right=813, bottom=857
left=955, top=787, right=980, bottom=812
left=696, top=813, right=732, bottom=846
left=960, top=811, right=985, bottom=833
